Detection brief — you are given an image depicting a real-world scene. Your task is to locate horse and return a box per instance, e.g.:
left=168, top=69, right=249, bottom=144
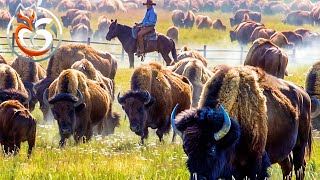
left=106, top=19, right=177, bottom=68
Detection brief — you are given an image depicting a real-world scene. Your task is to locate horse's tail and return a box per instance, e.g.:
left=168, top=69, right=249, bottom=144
left=171, top=39, right=177, bottom=62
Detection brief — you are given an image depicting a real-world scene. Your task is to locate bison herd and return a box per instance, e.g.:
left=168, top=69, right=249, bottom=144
left=1, top=0, right=320, bottom=179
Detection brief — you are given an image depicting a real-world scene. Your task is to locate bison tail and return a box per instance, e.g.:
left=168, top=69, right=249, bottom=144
left=171, top=39, right=177, bottom=62
left=306, top=127, right=313, bottom=159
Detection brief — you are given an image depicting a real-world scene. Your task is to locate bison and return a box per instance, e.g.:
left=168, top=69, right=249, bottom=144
left=171, top=58, right=213, bottom=107
left=270, top=32, right=294, bottom=49
left=184, top=10, right=195, bottom=28
left=244, top=38, right=288, bottom=79
left=197, top=16, right=213, bottom=29
left=178, top=46, right=208, bottom=67
left=75, top=0, right=92, bottom=11
left=34, top=44, right=118, bottom=122
left=71, top=13, right=91, bottom=29
left=56, top=0, right=75, bottom=12
left=44, top=69, right=119, bottom=146
left=212, top=19, right=226, bottom=31
left=117, top=62, right=192, bottom=143
left=171, top=10, right=184, bottom=27
left=61, top=9, right=91, bottom=27
left=281, top=31, right=303, bottom=46
left=10, top=54, right=46, bottom=112
left=166, top=26, right=179, bottom=44
left=250, top=26, right=276, bottom=42
left=0, top=64, right=31, bottom=107
left=0, top=100, right=36, bottom=157
left=283, top=10, right=313, bottom=26
left=230, top=21, right=264, bottom=45
left=93, top=15, right=112, bottom=41
left=70, top=23, right=93, bottom=41
left=230, top=9, right=261, bottom=26
left=171, top=65, right=312, bottom=180
left=0, top=10, right=11, bottom=29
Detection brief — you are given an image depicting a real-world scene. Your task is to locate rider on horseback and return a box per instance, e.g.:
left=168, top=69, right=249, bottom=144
left=135, top=0, right=157, bottom=56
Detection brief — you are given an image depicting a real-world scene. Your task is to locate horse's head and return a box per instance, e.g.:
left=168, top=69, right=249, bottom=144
left=106, top=19, right=118, bottom=41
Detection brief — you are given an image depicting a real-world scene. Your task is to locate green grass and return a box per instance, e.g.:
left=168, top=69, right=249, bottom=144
left=1, top=8, right=320, bottom=179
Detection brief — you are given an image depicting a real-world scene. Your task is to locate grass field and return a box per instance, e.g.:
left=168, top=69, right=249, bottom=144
left=1, top=7, right=320, bottom=179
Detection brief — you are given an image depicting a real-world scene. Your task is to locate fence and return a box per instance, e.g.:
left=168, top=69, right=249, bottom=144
left=1, top=35, right=319, bottom=66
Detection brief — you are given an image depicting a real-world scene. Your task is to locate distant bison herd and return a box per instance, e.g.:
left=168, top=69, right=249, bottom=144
left=1, top=0, right=320, bottom=179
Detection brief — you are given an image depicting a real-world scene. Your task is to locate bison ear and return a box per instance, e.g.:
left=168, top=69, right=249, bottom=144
left=144, top=97, right=155, bottom=109
left=115, top=19, right=117, bottom=23
left=75, top=103, right=86, bottom=112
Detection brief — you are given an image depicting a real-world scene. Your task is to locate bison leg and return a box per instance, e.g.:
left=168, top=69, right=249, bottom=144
left=278, top=155, right=293, bottom=180
left=129, top=53, right=135, bottom=68
left=27, top=137, right=35, bottom=158
left=13, top=141, right=21, bottom=156
left=140, top=128, right=149, bottom=145
left=156, top=129, right=164, bottom=143
left=292, top=146, right=306, bottom=180
left=59, top=137, right=66, bottom=147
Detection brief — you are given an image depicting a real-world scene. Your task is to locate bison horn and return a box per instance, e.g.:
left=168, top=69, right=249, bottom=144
left=171, top=104, right=182, bottom=137
left=214, top=105, right=231, bottom=141
left=23, top=89, right=32, bottom=105
left=43, top=88, right=51, bottom=107
left=311, top=96, right=320, bottom=118
left=74, top=89, right=84, bottom=107
left=144, top=90, right=151, bottom=105
left=117, top=92, right=123, bottom=104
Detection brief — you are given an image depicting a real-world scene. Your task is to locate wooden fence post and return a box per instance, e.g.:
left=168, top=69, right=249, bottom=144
left=240, top=47, right=244, bottom=64
left=158, top=53, right=161, bottom=62
left=87, top=37, right=90, bottom=45
left=11, top=32, right=15, bottom=55
left=203, top=45, right=207, bottom=58
left=121, top=47, right=125, bottom=61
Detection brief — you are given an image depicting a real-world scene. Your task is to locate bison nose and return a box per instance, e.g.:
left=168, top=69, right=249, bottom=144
left=130, top=125, right=140, bottom=132
left=61, top=128, right=71, bottom=136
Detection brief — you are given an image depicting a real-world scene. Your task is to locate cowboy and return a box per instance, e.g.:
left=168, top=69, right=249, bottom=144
left=135, top=0, right=157, bottom=56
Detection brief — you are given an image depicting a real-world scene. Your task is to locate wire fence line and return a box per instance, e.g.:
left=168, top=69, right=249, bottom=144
left=0, top=35, right=319, bottom=66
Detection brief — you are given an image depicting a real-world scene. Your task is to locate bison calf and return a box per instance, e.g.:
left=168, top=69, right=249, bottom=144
left=0, top=100, right=36, bottom=157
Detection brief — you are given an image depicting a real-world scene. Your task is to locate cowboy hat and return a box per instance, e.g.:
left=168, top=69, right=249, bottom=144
left=143, top=0, right=156, bottom=6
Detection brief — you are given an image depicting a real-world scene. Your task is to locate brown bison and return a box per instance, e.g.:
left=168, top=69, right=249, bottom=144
left=250, top=26, right=276, bottom=42
left=0, top=64, right=31, bottom=107
left=171, top=9, right=185, bottom=27
left=117, top=62, right=192, bottom=143
left=0, top=100, right=36, bottom=157
left=75, top=0, right=92, bottom=11
left=195, top=15, right=205, bottom=26
left=230, top=9, right=262, bottom=26
left=270, top=32, right=294, bottom=49
left=184, top=10, right=195, bottom=28
left=311, top=6, right=320, bottom=25
left=230, top=21, right=264, bottom=45
left=197, top=16, right=213, bottom=29
left=56, top=0, right=75, bottom=12
left=166, top=26, right=179, bottom=44
left=0, top=10, right=11, bottom=29
left=221, top=0, right=237, bottom=13
left=70, top=23, right=93, bottom=41
left=212, top=19, right=227, bottom=31
left=262, top=1, right=290, bottom=15
left=34, top=44, right=118, bottom=122
left=10, top=55, right=46, bottom=112
left=290, top=0, right=313, bottom=11
left=283, top=10, right=313, bottom=26
left=244, top=38, right=288, bottom=79
left=44, top=69, right=119, bottom=146
left=93, top=15, right=112, bottom=41
left=172, top=58, right=213, bottom=107
left=61, top=9, right=91, bottom=27
left=71, top=13, right=91, bottom=29
left=171, top=65, right=312, bottom=180
left=281, top=31, right=303, bottom=46
left=96, top=0, right=127, bottom=13
left=178, top=46, right=208, bottom=67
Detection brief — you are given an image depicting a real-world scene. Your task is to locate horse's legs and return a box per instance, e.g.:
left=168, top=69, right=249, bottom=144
left=160, top=52, right=173, bottom=66
left=129, top=53, right=134, bottom=68
left=278, top=155, right=293, bottom=180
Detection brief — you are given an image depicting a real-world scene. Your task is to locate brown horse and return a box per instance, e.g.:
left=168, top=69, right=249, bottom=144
left=106, top=19, right=177, bottom=68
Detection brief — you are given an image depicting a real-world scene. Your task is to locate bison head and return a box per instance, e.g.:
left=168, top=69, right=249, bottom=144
left=106, top=19, right=118, bottom=41
left=118, top=90, right=154, bottom=135
left=310, top=96, right=320, bottom=118
left=61, top=15, right=70, bottom=27
left=43, top=89, right=85, bottom=145
left=171, top=105, right=240, bottom=179
left=229, top=31, right=236, bottom=42
left=23, top=81, right=37, bottom=112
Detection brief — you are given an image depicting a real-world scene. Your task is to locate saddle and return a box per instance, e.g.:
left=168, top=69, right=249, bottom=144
left=132, top=26, right=158, bottom=41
